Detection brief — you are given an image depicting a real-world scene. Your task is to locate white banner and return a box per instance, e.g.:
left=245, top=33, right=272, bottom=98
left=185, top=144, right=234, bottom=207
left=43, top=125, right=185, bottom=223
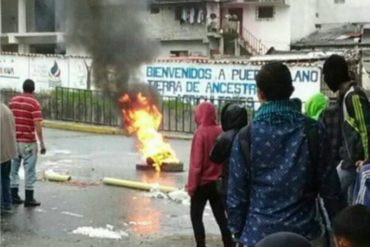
left=0, top=55, right=321, bottom=103
left=143, top=63, right=321, bottom=102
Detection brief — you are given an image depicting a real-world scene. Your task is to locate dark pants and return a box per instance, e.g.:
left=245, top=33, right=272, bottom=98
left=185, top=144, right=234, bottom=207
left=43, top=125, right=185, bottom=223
left=190, top=182, right=233, bottom=247
left=1, top=161, right=12, bottom=209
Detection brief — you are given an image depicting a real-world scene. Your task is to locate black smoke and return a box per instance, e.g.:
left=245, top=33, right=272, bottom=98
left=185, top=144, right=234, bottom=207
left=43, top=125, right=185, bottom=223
left=66, top=0, right=158, bottom=96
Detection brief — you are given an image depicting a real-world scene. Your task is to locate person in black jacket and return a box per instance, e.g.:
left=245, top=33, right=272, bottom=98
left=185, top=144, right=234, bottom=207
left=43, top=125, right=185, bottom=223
left=323, top=54, right=370, bottom=204
left=210, top=103, right=248, bottom=200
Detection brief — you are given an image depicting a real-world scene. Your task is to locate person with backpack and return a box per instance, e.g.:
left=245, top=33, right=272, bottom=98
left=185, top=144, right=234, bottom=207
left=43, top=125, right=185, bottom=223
left=323, top=54, right=370, bottom=205
left=227, top=62, right=344, bottom=247
left=210, top=103, right=248, bottom=203
left=186, top=101, right=233, bottom=247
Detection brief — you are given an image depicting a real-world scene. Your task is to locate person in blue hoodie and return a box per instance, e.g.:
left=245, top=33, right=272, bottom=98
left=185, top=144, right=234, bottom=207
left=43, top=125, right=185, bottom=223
left=227, top=62, right=344, bottom=247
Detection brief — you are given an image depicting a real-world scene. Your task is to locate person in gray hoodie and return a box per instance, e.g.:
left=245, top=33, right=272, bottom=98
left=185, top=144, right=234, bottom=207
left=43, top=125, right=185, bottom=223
left=0, top=103, right=17, bottom=214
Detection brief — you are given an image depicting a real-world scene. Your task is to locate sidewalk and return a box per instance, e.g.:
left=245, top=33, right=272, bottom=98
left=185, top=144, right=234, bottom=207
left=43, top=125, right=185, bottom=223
left=43, top=120, right=193, bottom=140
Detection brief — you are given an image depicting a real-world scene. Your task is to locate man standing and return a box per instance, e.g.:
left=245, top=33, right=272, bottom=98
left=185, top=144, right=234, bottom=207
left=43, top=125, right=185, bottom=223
left=323, top=54, right=370, bottom=204
left=9, top=79, right=46, bottom=207
left=0, top=103, right=17, bottom=214
left=227, top=63, right=343, bottom=246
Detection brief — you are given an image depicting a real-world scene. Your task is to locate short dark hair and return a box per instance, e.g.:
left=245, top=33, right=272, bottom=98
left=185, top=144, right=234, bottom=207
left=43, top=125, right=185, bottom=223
left=256, top=232, right=312, bottom=247
left=332, top=205, right=370, bottom=247
left=23, top=79, right=35, bottom=93
left=323, top=55, right=350, bottom=85
left=255, top=62, right=293, bottom=101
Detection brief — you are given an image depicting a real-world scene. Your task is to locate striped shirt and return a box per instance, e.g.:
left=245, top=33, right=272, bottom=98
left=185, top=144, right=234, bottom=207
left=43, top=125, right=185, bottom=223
left=9, top=93, right=43, bottom=143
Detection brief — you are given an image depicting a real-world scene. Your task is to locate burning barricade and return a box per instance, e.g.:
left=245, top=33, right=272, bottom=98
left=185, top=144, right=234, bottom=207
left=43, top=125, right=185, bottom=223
left=119, top=93, right=183, bottom=172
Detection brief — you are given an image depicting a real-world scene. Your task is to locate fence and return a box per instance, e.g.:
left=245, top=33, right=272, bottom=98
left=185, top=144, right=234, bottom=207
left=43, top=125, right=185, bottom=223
left=0, top=87, right=256, bottom=134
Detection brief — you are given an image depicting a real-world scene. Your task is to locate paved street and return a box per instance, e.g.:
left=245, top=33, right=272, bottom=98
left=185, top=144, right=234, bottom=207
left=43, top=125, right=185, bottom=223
left=1, top=128, right=224, bottom=247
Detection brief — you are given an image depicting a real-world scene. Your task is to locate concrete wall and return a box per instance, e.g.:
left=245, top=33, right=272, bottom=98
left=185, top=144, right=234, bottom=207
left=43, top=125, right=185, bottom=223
left=290, top=0, right=317, bottom=42
left=242, top=5, right=291, bottom=50
left=145, top=5, right=206, bottom=41
left=55, top=0, right=65, bottom=32
left=1, top=0, right=18, bottom=33
left=26, top=0, right=36, bottom=32
left=158, top=40, right=208, bottom=57
left=65, top=42, right=89, bottom=56
left=66, top=39, right=209, bottom=58
left=318, top=0, right=370, bottom=24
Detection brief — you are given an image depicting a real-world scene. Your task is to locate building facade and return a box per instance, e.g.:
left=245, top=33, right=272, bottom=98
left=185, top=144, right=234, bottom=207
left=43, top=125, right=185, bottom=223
left=0, top=0, right=370, bottom=57
left=0, top=0, right=65, bottom=54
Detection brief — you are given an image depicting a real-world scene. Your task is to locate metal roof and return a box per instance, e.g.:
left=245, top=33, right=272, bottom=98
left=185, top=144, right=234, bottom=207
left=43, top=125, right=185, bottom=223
left=291, top=24, right=369, bottom=49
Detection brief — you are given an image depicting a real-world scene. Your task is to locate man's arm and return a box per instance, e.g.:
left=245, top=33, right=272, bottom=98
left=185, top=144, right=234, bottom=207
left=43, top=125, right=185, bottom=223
left=186, top=131, right=204, bottom=196
left=227, top=134, right=249, bottom=237
left=34, top=121, right=46, bottom=154
left=345, top=91, right=370, bottom=163
left=32, top=101, right=46, bottom=154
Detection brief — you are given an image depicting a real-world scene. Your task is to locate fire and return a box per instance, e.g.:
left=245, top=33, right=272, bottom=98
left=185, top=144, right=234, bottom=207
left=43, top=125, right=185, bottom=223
left=119, top=93, right=178, bottom=171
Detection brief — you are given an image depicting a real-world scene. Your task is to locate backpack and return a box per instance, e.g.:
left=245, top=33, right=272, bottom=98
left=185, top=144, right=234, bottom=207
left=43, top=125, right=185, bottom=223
left=238, top=118, right=331, bottom=245
left=353, top=164, right=370, bottom=210
left=238, top=117, right=320, bottom=196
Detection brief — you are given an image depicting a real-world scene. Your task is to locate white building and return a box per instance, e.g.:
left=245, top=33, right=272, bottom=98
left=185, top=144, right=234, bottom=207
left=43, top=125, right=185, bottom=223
left=318, top=0, right=370, bottom=24
left=0, top=0, right=65, bottom=54
left=148, top=0, right=370, bottom=57
left=1, top=0, right=370, bottom=57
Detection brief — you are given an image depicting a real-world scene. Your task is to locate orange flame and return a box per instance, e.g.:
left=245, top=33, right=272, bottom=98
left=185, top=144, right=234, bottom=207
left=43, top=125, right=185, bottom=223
left=119, top=93, right=178, bottom=171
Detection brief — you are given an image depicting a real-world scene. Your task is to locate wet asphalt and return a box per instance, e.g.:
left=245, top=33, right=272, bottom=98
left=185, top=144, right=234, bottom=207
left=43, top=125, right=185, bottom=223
left=0, top=129, right=224, bottom=247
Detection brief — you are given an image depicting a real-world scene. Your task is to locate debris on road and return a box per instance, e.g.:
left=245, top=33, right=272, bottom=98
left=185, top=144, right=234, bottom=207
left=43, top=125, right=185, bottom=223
left=146, top=187, right=190, bottom=205
left=72, top=226, right=128, bottom=239
left=44, top=169, right=71, bottom=182
left=168, top=189, right=190, bottom=205
left=102, top=177, right=178, bottom=193
left=61, top=211, right=84, bottom=218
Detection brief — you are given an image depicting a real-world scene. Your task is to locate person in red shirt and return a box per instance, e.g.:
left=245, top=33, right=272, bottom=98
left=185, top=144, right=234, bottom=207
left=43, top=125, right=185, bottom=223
left=9, top=79, right=46, bottom=207
left=186, top=101, right=232, bottom=247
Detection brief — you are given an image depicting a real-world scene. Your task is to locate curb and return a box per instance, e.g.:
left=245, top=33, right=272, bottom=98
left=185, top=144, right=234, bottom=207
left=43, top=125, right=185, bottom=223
left=43, top=120, right=193, bottom=140
left=43, top=120, right=125, bottom=135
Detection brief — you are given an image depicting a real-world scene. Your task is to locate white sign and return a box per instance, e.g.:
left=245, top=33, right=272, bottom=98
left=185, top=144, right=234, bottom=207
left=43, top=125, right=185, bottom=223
left=0, top=55, right=321, bottom=103
left=0, top=55, right=92, bottom=92
left=143, top=63, right=321, bottom=102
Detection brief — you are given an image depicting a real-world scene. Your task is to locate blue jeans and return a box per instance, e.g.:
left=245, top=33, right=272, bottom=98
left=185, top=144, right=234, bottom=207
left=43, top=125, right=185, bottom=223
left=1, top=161, right=12, bottom=210
left=11, top=143, right=38, bottom=191
left=336, top=163, right=357, bottom=205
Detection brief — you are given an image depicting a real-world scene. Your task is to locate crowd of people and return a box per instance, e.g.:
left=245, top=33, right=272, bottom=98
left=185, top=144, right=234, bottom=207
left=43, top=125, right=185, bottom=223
left=187, top=55, right=370, bottom=247
left=0, top=79, right=46, bottom=214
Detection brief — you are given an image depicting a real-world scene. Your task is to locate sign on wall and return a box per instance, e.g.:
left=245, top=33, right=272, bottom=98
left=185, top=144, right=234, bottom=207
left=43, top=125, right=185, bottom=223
left=0, top=55, right=92, bottom=92
left=0, top=55, right=321, bottom=104
left=144, top=63, right=321, bottom=102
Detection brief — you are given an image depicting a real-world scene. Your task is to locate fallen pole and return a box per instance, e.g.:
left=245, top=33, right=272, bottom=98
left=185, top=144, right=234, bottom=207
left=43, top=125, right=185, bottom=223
left=45, top=171, right=71, bottom=182
left=102, top=177, right=177, bottom=193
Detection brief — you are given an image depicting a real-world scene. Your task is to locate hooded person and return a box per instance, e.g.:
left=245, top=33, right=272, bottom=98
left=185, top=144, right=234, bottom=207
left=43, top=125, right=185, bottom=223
left=256, top=232, right=313, bottom=247
left=323, top=55, right=370, bottom=205
left=210, top=103, right=248, bottom=197
left=305, top=93, right=329, bottom=120
left=186, top=101, right=233, bottom=247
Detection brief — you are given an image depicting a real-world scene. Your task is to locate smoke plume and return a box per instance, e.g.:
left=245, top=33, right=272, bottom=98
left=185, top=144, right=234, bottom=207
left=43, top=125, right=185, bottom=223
left=66, top=0, right=158, bottom=95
